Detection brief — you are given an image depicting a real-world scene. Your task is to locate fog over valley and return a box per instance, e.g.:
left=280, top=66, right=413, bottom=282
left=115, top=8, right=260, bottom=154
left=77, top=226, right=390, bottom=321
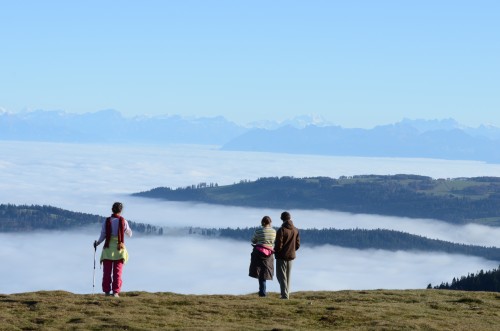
left=3, top=141, right=500, bottom=214
left=1, top=141, right=500, bottom=294
left=2, top=233, right=497, bottom=295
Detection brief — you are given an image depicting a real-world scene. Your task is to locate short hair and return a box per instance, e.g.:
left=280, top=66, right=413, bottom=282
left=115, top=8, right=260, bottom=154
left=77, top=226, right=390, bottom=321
left=112, top=202, right=123, bottom=214
left=261, top=216, right=272, bottom=226
left=280, top=211, right=291, bottom=221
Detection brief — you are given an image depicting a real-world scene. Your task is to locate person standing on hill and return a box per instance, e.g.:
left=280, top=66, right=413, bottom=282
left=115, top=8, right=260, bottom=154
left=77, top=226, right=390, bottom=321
left=93, top=202, right=133, bottom=297
left=248, top=216, right=276, bottom=297
left=274, top=211, right=300, bottom=299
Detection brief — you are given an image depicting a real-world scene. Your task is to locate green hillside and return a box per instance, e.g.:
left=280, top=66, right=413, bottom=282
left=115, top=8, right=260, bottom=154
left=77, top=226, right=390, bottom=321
left=0, top=204, right=163, bottom=235
left=2, top=204, right=500, bottom=261
left=1, top=290, right=500, bottom=330
left=133, top=175, right=500, bottom=225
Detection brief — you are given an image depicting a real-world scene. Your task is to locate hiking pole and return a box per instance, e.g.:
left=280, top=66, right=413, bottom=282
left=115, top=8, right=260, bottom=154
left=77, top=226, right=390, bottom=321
left=93, top=240, right=97, bottom=295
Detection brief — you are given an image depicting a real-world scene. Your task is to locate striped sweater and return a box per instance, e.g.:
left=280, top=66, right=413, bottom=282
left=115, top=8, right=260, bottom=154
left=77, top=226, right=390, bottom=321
left=251, top=226, right=276, bottom=248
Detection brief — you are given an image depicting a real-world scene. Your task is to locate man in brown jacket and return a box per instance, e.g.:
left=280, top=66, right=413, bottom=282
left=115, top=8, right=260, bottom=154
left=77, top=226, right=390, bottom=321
left=274, top=211, right=300, bottom=299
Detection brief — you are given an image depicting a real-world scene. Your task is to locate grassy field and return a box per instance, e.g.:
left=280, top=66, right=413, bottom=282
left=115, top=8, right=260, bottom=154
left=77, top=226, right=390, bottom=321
left=1, top=290, right=500, bottom=330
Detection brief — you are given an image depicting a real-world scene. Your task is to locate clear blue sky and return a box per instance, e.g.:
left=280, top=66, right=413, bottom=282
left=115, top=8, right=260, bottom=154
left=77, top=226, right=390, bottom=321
left=1, top=1, right=499, bottom=128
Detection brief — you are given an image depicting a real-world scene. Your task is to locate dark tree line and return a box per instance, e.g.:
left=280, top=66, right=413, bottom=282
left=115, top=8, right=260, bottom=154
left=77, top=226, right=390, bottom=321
left=133, top=175, right=500, bottom=225
left=0, top=204, right=163, bottom=235
left=433, top=266, right=500, bottom=292
left=3, top=203, right=500, bottom=263
left=0, top=204, right=102, bottom=231
left=193, top=227, right=500, bottom=262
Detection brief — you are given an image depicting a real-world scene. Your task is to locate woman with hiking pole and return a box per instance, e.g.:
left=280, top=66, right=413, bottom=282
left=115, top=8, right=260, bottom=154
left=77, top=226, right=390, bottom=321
left=93, top=202, right=132, bottom=297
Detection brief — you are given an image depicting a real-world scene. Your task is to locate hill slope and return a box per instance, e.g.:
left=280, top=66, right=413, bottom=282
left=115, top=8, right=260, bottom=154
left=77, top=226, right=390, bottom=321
left=3, top=204, right=500, bottom=261
left=0, top=204, right=162, bottom=235
left=1, top=290, right=500, bottom=330
left=133, top=175, right=500, bottom=225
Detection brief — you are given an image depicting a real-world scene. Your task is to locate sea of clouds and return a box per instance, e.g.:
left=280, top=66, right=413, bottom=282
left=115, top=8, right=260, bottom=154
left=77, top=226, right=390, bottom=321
left=1, top=141, right=500, bottom=295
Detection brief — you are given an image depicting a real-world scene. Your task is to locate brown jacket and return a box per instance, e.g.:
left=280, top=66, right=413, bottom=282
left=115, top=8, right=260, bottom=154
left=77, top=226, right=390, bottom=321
left=274, top=220, right=300, bottom=260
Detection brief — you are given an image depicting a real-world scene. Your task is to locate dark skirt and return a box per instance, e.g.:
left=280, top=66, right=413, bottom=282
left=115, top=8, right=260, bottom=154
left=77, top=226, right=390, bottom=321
left=248, top=248, right=274, bottom=280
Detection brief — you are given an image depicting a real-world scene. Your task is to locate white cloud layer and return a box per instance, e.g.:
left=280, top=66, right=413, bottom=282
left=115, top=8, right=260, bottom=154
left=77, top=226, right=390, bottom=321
left=1, top=141, right=500, bottom=294
left=1, top=233, right=497, bottom=295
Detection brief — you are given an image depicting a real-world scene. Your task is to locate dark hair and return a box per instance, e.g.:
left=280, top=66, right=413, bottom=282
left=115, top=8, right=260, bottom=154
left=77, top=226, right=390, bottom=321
left=280, top=211, right=291, bottom=221
left=112, top=202, right=123, bottom=214
left=261, top=216, right=272, bottom=226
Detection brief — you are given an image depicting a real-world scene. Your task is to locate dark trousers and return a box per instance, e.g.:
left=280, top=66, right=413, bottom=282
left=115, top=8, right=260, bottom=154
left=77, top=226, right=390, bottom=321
left=258, top=277, right=267, bottom=297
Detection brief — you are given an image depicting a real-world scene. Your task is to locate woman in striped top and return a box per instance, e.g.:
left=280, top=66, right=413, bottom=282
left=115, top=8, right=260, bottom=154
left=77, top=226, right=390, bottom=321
left=248, top=216, right=276, bottom=297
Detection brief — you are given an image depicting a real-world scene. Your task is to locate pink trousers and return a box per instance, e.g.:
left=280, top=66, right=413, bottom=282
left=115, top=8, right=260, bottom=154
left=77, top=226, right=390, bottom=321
left=102, top=259, right=124, bottom=294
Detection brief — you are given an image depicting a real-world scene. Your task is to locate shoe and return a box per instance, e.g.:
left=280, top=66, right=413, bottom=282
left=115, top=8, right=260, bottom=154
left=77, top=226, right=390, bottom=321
left=105, top=292, right=111, bottom=296
left=113, top=293, right=120, bottom=297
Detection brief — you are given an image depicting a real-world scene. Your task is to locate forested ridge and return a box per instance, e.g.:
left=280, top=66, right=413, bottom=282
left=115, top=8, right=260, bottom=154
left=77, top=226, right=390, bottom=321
left=2, top=203, right=500, bottom=262
left=0, top=204, right=162, bottom=234
left=191, top=227, right=500, bottom=262
left=133, top=175, right=500, bottom=225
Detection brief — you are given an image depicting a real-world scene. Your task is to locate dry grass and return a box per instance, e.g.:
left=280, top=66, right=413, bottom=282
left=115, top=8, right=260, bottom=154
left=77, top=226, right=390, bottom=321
left=1, top=289, right=500, bottom=330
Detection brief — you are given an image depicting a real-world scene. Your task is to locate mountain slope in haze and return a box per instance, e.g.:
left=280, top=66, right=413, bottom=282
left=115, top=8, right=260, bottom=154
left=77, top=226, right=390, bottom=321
left=0, top=110, right=328, bottom=144
left=222, top=120, right=500, bottom=163
left=2, top=110, right=500, bottom=162
left=0, top=109, right=246, bottom=145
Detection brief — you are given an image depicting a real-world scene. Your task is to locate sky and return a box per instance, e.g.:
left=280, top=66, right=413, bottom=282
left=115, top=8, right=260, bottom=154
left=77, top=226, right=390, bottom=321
left=1, top=1, right=499, bottom=128
left=1, top=141, right=500, bottom=294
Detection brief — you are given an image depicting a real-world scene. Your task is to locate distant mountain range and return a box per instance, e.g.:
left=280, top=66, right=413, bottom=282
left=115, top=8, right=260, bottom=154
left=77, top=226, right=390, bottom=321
left=222, top=119, right=500, bottom=163
left=1, top=109, right=500, bottom=163
left=0, top=109, right=245, bottom=145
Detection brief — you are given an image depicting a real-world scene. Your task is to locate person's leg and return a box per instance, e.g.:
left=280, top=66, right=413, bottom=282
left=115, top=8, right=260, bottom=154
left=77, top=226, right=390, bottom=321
left=258, top=277, right=266, bottom=297
left=112, top=259, right=124, bottom=295
left=102, top=260, right=112, bottom=294
left=285, top=260, right=293, bottom=298
left=276, top=259, right=288, bottom=299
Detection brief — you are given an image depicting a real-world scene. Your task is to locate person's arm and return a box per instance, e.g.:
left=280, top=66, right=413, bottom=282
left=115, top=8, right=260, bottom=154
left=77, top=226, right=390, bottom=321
left=251, top=229, right=258, bottom=244
left=124, top=219, right=133, bottom=237
left=95, top=220, right=107, bottom=246
left=270, top=228, right=277, bottom=245
left=295, top=229, right=300, bottom=251
left=274, top=228, right=283, bottom=253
